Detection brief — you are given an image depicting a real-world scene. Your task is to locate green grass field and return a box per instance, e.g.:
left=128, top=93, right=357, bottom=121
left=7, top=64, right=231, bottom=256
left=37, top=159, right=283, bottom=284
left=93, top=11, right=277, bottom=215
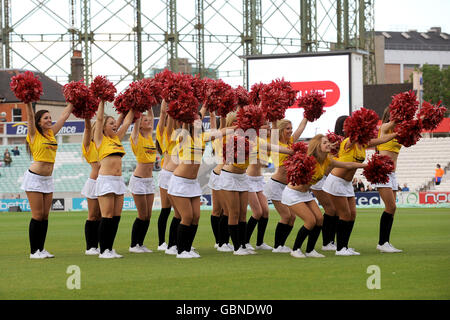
left=0, top=208, right=449, bottom=300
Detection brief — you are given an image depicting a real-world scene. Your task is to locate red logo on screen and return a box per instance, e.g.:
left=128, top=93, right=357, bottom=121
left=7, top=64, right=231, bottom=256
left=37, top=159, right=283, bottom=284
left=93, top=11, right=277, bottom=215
left=289, top=81, right=340, bottom=108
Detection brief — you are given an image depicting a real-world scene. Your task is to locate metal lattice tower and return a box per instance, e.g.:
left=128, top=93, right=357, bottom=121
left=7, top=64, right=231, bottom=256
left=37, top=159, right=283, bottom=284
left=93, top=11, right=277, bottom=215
left=0, top=0, right=376, bottom=90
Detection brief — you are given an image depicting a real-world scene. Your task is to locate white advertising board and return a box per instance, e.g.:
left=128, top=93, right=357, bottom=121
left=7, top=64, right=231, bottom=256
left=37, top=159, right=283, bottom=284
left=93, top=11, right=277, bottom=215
left=247, top=52, right=354, bottom=139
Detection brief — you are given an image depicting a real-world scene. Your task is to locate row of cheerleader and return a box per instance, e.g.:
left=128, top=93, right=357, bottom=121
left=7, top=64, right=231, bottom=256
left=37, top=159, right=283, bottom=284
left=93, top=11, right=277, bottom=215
left=11, top=71, right=445, bottom=259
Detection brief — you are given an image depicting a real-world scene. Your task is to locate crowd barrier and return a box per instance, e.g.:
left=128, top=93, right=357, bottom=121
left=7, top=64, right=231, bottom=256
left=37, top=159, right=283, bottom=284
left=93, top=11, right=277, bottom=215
left=1, top=191, right=450, bottom=212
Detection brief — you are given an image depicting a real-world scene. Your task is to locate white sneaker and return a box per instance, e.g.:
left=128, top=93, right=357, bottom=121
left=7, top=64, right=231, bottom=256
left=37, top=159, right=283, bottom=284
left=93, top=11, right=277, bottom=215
left=85, top=247, right=100, bottom=255
left=225, top=243, right=233, bottom=250
left=40, top=249, right=55, bottom=258
left=99, top=249, right=115, bottom=259
left=255, top=243, right=273, bottom=250
left=290, top=249, right=306, bottom=258
left=157, top=242, right=168, bottom=251
left=305, top=250, right=325, bottom=258
left=388, top=243, right=403, bottom=253
left=30, top=250, right=46, bottom=259
left=347, top=248, right=360, bottom=255
left=321, top=242, right=337, bottom=251
left=274, top=245, right=292, bottom=253
left=233, top=247, right=250, bottom=256
left=377, top=242, right=402, bottom=253
left=241, top=246, right=256, bottom=255
left=217, top=244, right=233, bottom=252
left=176, top=251, right=193, bottom=259
left=111, top=249, right=123, bottom=258
left=139, top=245, right=153, bottom=253
left=188, top=250, right=201, bottom=258
left=165, top=245, right=178, bottom=255
left=245, top=243, right=255, bottom=250
left=335, top=247, right=353, bottom=256
left=214, top=243, right=219, bottom=249
left=129, top=245, right=145, bottom=253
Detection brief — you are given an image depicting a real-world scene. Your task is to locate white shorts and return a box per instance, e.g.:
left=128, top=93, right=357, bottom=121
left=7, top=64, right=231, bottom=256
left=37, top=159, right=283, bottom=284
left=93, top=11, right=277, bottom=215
left=281, top=187, right=315, bottom=206
left=310, top=175, right=327, bottom=191
left=21, top=170, right=54, bottom=194
left=248, top=175, right=265, bottom=193
left=263, top=178, right=287, bottom=201
left=208, top=170, right=223, bottom=191
left=81, top=178, right=98, bottom=199
left=168, top=175, right=203, bottom=198
left=128, top=175, right=155, bottom=195
left=322, top=174, right=354, bottom=197
left=95, top=175, right=127, bottom=197
left=372, top=172, right=398, bottom=191
left=219, top=170, right=249, bottom=192
left=158, top=169, right=173, bottom=190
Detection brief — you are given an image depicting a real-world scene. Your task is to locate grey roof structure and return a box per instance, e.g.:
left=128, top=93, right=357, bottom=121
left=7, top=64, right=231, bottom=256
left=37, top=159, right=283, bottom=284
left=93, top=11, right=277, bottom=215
left=0, top=69, right=65, bottom=104
left=376, top=27, right=450, bottom=51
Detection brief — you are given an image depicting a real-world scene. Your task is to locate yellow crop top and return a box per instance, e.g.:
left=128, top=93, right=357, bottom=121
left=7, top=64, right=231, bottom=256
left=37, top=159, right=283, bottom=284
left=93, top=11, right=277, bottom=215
left=82, top=141, right=99, bottom=163
left=310, top=155, right=331, bottom=185
left=131, top=132, right=157, bottom=163
left=26, top=129, right=58, bottom=163
left=273, top=136, right=294, bottom=168
left=376, top=128, right=401, bottom=154
left=177, top=133, right=207, bottom=163
left=97, top=135, right=126, bottom=161
left=336, top=137, right=366, bottom=163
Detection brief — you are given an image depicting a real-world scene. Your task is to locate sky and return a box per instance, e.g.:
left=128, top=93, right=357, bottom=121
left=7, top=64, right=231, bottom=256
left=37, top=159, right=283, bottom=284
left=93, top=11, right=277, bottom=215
left=374, top=0, right=450, bottom=33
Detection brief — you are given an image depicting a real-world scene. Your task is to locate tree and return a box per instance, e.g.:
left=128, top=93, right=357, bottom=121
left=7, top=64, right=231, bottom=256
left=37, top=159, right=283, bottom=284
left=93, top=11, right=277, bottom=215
left=441, top=67, right=450, bottom=116
left=421, top=64, right=449, bottom=117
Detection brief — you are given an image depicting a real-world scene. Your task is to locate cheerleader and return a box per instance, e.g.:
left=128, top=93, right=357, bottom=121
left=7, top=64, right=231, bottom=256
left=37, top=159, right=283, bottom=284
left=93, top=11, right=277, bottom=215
left=167, top=107, right=215, bottom=258
left=283, top=134, right=366, bottom=258
left=81, top=118, right=101, bottom=255
left=372, top=107, right=403, bottom=253
left=244, top=123, right=272, bottom=251
left=22, top=102, right=74, bottom=259
left=128, top=109, right=157, bottom=253
left=264, top=118, right=308, bottom=253
left=94, top=100, right=135, bottom=259
left=322, top=120, right=397, bottom=256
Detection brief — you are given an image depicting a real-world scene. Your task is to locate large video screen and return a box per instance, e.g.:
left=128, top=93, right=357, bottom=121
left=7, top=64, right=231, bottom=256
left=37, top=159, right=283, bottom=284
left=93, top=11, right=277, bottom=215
left=247, top=53, right=351, bottom=139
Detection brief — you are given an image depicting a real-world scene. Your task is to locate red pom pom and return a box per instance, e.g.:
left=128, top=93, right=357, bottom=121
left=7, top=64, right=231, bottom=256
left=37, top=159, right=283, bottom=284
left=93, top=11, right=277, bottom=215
left=291, top=141, right=308, bottom=154
left=260, top=78, right=298, bottom=122
left=191, top=75, right=208, bottom=104
left=326, top=131, right=344, bottom=156
left=63, top=80, right=98, bottom=119
left=121, top=80, right=158, bottom=113
left=10, top=71, right=43, bottom=103
left=418, top=100, right=446, bottom=131
left=298, top=91, right=326, bottom=122
left=249, top=82, right=265, bottom=105
left=223, top=134, right=251, bottom=164
left=394, top=119, right=422, bottom=147
left=388, top=90, right=419, bottom=122
left=344, top=108, right=379, bottom=145
left=204, top=79, right=237, bottom=116
left=89, top=75, right=116, bottom=102
left=363, top=154, right=395, bottom=184
left=236, top=104, right=266, bottom=134
left=167, top=92, right=199, bottom=124
left=284, top=152, right=317, bottom=186
left=235, top=85, right=250, bottom=107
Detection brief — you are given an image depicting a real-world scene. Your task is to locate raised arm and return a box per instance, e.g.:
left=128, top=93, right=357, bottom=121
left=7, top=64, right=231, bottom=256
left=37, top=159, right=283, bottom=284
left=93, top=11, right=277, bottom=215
left=117, top=109, right=135, bottom=140
left=83, top=118, right=92, bottom=151
left=116, top=112, right=125, bottom=128
left=26, top=102, right=36, bottom=140
left=158, top=99, right=167, bottom=136
left=210, top=110, right=217, bottom=130
left=130, top=115, right=141, bottom=145
left=381, top=121, right=396, bottom=135
left=94, top=100, right=105, bottom=148
left=148, top=107, right=154, bottom=132
left=292, top=118, right=308, bottom=142
left=367, top=132, right=397, bottom=148
left=51, top=103, right=74, bottom=135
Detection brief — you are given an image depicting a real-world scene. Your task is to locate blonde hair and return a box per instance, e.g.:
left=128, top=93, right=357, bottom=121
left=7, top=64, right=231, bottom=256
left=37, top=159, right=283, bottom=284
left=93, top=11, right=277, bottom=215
left=226, top=112, right=237, bottom=127
left=307, top=134, right=327, bottom=164
left=276, top=119, right=292, bottom=142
